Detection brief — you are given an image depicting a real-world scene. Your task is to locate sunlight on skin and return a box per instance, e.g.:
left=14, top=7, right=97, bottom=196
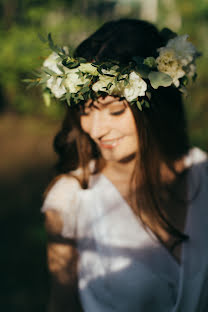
left=45, top=210, right=78, bottom=285
left=80, top=95, right=138, bottom=180
left=80, top=95, right=186, bottom=184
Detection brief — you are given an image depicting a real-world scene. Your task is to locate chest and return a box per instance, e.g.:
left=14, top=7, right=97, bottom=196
left=115, top=181, right=188, bottom=265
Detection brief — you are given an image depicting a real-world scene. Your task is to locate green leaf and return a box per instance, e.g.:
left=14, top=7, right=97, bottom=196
left=136, top=64, right=150, bottom=79
left=180, top=75, right=189, bottom=86
left=132, top=56, right=144, bottom=66
left=77, top=94, right=84, bottom=101
left=192, top=73, right=197, bottom=82
left=141, top=99, right=150, bottom=108
left=106, top=82, right=113, bottom=90
left=124, top=79, right=129, bottom=86
left=76, top=71, right=84, bottom=78
left=43, top=91, right=51, bottom=107
left=83, top=81, right=91, bottom=88
left=77, top=57, right=87, bottom=63
left=64, top=61, right=80, bottom=69
left=22, top=79, right=35, bottom=83
left=48, top=33, right=55, bottom=50
left=104, top=73, right=115, bottom=77
left=57, top=64, right=65, bottom=74
left=37, top=33, right=47, bottom=43
left=121, top=68, right=130, bottom=75
left=148, top=71, right=172, bottom=89
left=111, top=65, right=119, bottom=71
left=144, top=101, right=150, bottom=108
left=143, top=57, right=157, bottom=68
left=179, top=86, right=188, bottom=96
left=91, top=63, right=98, bottom=68
left=66, top=92, right=71, bottom=106
left=81, top=86, right=90, bottom=93
left=39, top=76, right=50, bottom=84
left=60, top=77, right=66, bottom=87
left=146, top=92, right=151, bottom=100
left=43, top=67, right=57, bottom=76
left=26, top=80, right=39, bottom=89
left=47, top=33, right=62, bottom=54
left=136, top=100, right=142, bottom=111
left=31, top=70, right=42, bottom=78
left=97, top=67, right=103, bottom=75
left=130, top=101, right=135, bottom=106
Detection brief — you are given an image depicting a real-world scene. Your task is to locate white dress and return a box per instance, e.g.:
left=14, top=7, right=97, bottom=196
left=41, top=147, right=208, bottom=312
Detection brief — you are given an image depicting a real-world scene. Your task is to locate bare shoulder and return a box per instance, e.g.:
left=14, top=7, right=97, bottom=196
left=43, top=173, right=82, bottom=199
left=43, top=172, right=82, bottom=237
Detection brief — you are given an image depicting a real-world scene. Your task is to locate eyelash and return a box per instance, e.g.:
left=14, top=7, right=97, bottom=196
left=110, top=108, right=126, bottom=116
left=80, top=108, right=126, bottom=116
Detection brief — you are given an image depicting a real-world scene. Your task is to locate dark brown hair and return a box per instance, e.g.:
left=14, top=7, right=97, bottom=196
left=54, top=19, right=191, bottom=249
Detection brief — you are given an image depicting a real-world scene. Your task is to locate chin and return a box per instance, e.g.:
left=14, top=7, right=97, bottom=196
left=101, top=149, right=137, bottom=163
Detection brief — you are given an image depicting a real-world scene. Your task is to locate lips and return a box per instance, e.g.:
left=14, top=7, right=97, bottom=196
left=99, top=137, right=123, bottom=149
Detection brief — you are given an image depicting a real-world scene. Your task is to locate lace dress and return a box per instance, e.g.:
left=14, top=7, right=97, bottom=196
left=41, top=147, right=208, bottom=312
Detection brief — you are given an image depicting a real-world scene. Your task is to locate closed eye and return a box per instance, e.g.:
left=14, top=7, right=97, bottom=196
left=110, top=108, right=126, bottom=116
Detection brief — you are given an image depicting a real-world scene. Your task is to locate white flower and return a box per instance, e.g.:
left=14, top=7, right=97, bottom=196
left=78, top=63, right=98, bottom=76
left=92, top=73, right=124, bottom=97
left=159, top=35, right=197, bottom=67
left=47, top=76, right=66, bottom=98
left=92, top=67, right=123, bottom=95
left=88, top=67, right=120, bottom=94
left=64, top=68, right=90, bottom=93
left=156, top=49, right=185, bottom=87
left=101, top=67, right=119, bottom=76
left=43, top=52, right=63, bottom=74
left=123, top=72, right=147, bottom=101
left=43, top=52, right=71, bottom=98
left=92, top=71, right=147, bottom=102
left=92, top=75, right=115, bottom=93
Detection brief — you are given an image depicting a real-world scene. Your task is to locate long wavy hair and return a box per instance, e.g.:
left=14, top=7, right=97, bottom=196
left=53, top=19, right=191, bottom=250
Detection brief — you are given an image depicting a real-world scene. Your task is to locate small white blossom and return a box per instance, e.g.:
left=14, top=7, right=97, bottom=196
left=156, top=49, right=185, bottom=87
left=92, top=68, right=120, bottom=93
left=92, top=71, right=147, bottom=102
left=78, top=63, right=98, bottom=76
left=123, top=72, right=147, bottom=101
left=158, top=35, right=197, bottom=67
left=43, top=52, right=62, bottom=74
left=92, top=71, right=125, bottom=97
left=92, top=75, right=115, bottom=93
left=47, top=76, right=66, bottom=98
left=64, top=68, right=90, bottom=93
left=101, top=67, right=119, bottom=76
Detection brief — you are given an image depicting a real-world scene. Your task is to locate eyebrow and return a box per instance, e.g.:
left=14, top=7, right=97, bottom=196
left=86, top=98, right=125, bottom=109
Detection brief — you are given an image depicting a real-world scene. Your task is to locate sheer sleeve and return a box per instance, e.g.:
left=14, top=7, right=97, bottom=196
left=41, top=176, right=81, bottom=239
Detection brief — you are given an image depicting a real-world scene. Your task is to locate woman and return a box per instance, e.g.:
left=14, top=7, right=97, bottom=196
left=40, top=19, right=208, bottom=311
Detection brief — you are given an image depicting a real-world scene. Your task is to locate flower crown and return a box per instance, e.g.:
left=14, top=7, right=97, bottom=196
left=25, top=29, right=201, bottom=110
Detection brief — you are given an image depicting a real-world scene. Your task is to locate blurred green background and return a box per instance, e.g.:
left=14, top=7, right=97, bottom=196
left=0, top=0, right=207, bottom=311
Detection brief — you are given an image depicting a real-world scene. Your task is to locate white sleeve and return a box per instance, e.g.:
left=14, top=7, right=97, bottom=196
left=41, top=176, right=81, bottom=239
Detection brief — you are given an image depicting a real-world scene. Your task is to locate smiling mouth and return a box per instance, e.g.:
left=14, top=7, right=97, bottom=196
left=99, top=137, right=123, bottom=149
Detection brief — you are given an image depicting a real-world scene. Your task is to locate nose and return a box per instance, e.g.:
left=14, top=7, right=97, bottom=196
left=89, top=110, right=110, bottom=140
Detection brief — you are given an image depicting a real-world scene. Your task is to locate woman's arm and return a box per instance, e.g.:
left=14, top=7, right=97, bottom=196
left=44, top=210, right=83, bottom=312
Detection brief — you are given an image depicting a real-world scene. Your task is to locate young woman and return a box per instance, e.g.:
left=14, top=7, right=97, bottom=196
left=40, top=19, right=208, bottom=311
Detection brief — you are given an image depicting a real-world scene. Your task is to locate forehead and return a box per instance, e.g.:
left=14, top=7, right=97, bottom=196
left=85, top=95, right=126, bottom=108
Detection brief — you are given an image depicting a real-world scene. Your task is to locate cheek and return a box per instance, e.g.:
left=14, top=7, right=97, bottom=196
left=117, top=110, right=138, bottom=136
left=80, top=117, right=90, bottom=134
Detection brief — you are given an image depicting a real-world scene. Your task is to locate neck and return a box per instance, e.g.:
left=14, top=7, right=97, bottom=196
left=101, top=153, right=137, bottom=183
